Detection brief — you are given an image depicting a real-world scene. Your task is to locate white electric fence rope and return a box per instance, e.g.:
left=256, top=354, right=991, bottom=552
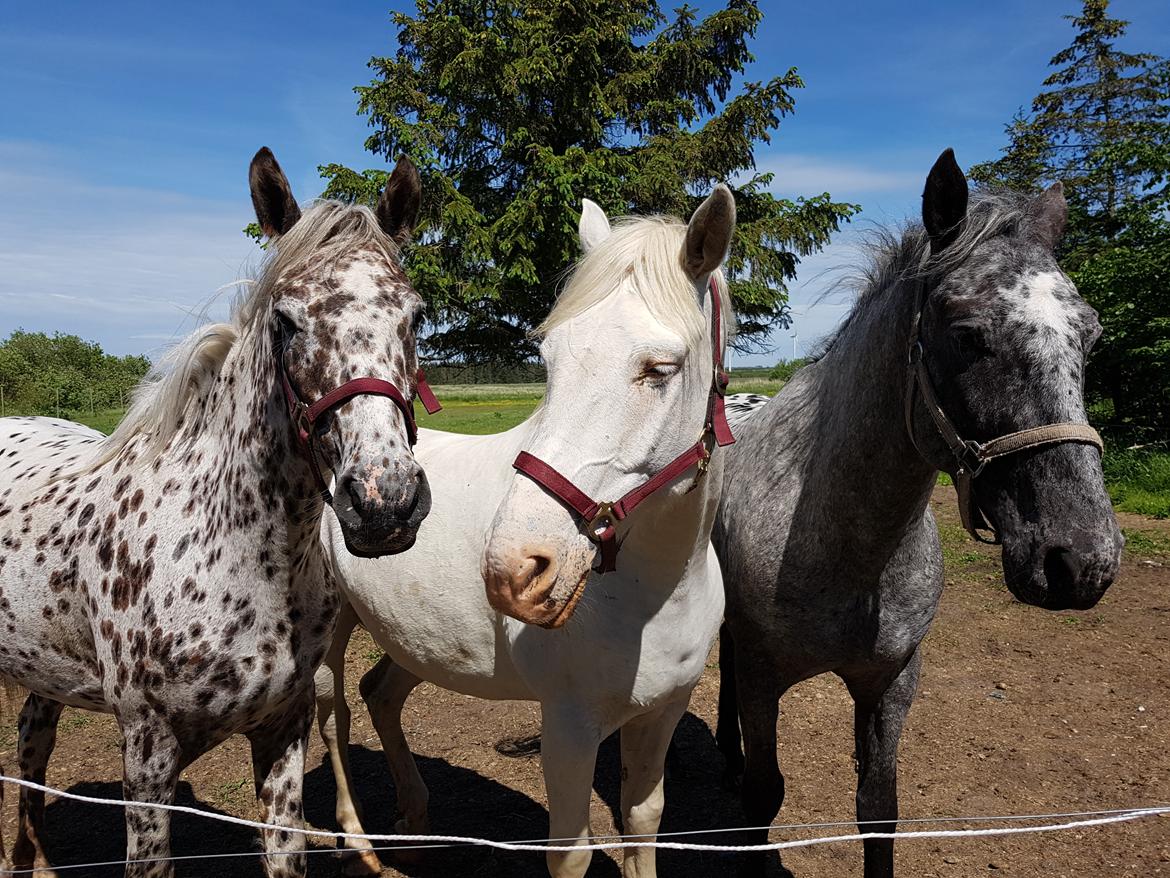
left=0, top=774, right=1166, bottom=867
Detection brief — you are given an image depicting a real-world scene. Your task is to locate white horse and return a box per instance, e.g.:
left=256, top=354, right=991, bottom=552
left=315, top=188, right=737, bottom=877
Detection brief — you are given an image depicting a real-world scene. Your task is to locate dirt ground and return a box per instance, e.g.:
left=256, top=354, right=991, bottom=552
left=2, top=487, right=1167, bottom=877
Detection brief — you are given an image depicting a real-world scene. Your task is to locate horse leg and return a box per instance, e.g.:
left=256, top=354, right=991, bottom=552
left=120, top=714, right=181, bottom=878
left=715, top=621, right=744, bottom=785
left=11, top=693, right=63, bottom=874
left=313, top=602, right=381, bottom=876
left=248, top=695, right=313, bottom=878
left=844, top=648, right=923, bottom=878
left=0, top=755, right=6, bottom=874
left=736, top=675, right=785, bottom=878
left=618, top=697, right=689, bottom=878
left=541, top=707, right=602, bottom=878
left=359, top=654, right=427, bottom=863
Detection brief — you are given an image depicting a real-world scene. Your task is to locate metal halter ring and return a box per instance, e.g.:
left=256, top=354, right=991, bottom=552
left=587, top=502, right=619, bottom=541
left=955, top=439, right=987, bottom=478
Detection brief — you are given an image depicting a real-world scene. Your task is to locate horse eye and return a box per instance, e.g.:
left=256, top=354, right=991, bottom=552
left=641, top=362, right=682, bottom=381
left=948, top=324, right=989, bottom=361
left=274, top=310, right=301, bottom=338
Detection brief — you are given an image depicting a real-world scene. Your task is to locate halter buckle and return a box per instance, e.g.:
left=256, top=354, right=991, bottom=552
left=587, top=502, right=619, bottom=541
left=294, top=401, right=312, bottom=443
left=955, top=439, right=987, bottom=477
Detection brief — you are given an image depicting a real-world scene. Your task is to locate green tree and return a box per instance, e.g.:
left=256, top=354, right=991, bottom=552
left=970, top=0, right=1170, bottom=431
left=768, top=357, right=809, bottom=382
left=0, top=331, right=150, bottom=416
left=322, top=0, right=858, bottom=362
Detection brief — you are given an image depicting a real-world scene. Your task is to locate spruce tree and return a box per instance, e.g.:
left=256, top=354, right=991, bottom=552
left=322, top=0, right=858, bottom=363
left=971, top=0, right=1170, bottom=430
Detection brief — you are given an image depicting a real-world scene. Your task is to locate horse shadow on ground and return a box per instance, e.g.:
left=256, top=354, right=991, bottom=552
left=40, top=711, right=796, bottom=876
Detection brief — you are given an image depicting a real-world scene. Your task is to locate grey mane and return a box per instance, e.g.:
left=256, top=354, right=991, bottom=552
left=815, top=188, right=1034, bottom=360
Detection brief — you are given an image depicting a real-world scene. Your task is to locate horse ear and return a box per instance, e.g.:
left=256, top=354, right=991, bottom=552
left=1031, top=182, right=1068, bottom=251
left=249, top=147, right=301, bottom=238
left=922, top=148, right=968, bottom=253
left=376, top=156, right=423, bottom=246
left=683, top=184, right=736, bottom=281
left=578, top=199, right=611, bottom=253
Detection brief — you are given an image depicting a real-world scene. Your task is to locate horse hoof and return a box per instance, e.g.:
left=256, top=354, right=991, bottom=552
left=392, top=817, right=427, bottom=865
left=340, top=847, right=383, bottom=877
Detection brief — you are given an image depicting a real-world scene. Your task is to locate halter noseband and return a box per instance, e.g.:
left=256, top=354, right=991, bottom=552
left=904, top=283, right=1102, bottom=544
left=278, top=351, right=441, bottom=505
left=512, top=278, right=734, bottom=573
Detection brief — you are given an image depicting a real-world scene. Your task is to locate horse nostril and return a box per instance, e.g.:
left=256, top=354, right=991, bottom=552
left=1043, top=546, right=1083, bottom=594
left=343, top=474, right=369, bottom=522
left=529, top=554, right=551, bottom=582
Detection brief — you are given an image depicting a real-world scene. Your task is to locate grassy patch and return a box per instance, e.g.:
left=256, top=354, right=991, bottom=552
left=430, top=383, right=545, bottom=401
left=60, top=710, right=93, bottom=731
left=213, top=777, right=252, bottom=806
left=1122, top=528, right=1170, bottom=557
left=937, top=522, right=983, bottom=567
left=426, top=400, right=537, bottom=434
left=1102, top=448, right=1170, bottom=519
left=729, top=379, right=784, bottom=396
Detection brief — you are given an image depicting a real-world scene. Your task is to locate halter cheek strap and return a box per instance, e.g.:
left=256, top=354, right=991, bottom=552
left=512, top=278, right=734, bottom=573
left=279, top=356, right=441, bottom=505
left=904, top=287, right=1103, bottom=544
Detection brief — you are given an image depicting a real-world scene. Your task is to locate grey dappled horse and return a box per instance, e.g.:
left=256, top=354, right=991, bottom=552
left=713, top=149, right=1122, bottom=877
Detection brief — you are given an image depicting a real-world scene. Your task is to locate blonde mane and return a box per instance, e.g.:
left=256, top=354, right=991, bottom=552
left=537, top=215, right=733, bottom=353
left=78, top=200, right=399, bottom=474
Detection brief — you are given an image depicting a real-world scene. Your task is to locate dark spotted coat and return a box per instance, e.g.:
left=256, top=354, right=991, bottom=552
left=0, top=186, right=428, bottom=876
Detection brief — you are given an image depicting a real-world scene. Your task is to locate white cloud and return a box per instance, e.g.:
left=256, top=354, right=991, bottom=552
left=751, top=153, right=922, bottom=201
left=0, top=141, right=261, bottom=357
left=729, top=233, right=867, bottom=368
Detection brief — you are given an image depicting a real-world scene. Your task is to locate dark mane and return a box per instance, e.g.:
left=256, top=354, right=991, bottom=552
left=813, top=188, right=1034, bottom=359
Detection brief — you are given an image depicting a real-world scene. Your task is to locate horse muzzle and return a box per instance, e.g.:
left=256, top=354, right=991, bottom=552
left=481, top=543, right=593, bottom=628
left=333, top=462, right=431, bottom=557
left=1001, top=528, right=1123, bottom=610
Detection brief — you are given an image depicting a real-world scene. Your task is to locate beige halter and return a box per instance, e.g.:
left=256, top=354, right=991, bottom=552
left=903, top=287, right=1103, bottom=543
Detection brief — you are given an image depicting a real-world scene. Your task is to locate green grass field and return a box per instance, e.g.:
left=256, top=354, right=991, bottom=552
left=15, top=381, right=1168, bottom=519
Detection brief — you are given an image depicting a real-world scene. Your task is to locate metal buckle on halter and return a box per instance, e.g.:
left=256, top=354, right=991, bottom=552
left=686, top=427, right=715, bottom=494
left=294, top=401, right=312, bottom=443
left=587, top=502, right=619, bottom=541
left=955, top=439, right=987, bottom=478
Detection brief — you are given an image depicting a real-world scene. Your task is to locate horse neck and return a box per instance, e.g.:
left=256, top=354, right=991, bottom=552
left=799, top=278, right=938, bottom=541
left=609, top=457, right=721, bottom=590
left=172, top=318, right=325, bottom=560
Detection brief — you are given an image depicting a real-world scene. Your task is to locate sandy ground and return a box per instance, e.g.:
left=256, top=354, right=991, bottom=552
left=1, top=487, right=1167, bottom=876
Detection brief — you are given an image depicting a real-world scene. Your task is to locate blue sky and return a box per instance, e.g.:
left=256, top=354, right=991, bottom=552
left=2, top=1, right=1167, bottom=364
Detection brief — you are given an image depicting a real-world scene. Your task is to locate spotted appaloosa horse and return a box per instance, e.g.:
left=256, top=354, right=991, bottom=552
left=0, top=147, right=432, bottom=877
left=714, top=150, right=1122, bottom=877
left=315, top=190, right=736, bottom=878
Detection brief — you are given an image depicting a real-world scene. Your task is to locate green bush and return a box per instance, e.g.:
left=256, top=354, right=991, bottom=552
left=1102, top=447, right=1170, bottom=519
left=768, top=358, right=809, bottom=382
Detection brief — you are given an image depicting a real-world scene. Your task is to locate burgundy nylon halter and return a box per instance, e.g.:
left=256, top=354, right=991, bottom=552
left=512, top=278, right=734, bottom=573
left=279, top=355, right=441, bottom=504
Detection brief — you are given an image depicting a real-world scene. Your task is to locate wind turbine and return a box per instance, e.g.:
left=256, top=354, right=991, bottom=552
left=790, top=330, right=799, bottom=361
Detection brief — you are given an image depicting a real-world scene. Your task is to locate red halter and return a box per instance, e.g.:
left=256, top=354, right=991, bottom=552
left=512, top=278, right=734, bottom=573
left=279, top=356, right=441, bottom=503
